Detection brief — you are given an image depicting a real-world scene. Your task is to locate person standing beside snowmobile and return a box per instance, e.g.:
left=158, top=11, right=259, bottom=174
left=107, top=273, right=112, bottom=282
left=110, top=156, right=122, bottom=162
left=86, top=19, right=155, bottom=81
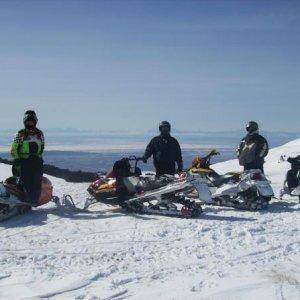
left=237, top=121, right=268, bottom=173
left=142, top=121, right=183, bottom=177
left=286, top=156, right=300, bottom=191
left=11, top=110, right=45, bottom=206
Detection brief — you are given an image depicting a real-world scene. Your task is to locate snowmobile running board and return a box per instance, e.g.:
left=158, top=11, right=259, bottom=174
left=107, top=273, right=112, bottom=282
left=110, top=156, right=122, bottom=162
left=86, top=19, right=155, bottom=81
left=201, top=198, right=270, bottom=211
left=0, top=204, right=32, bottom=222
left=67, top=194, right=202, bottom=219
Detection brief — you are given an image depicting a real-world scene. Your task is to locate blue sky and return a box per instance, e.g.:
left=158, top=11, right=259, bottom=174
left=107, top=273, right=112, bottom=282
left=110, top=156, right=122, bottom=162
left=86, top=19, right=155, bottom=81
left=0, top=0, right=299, bottom=132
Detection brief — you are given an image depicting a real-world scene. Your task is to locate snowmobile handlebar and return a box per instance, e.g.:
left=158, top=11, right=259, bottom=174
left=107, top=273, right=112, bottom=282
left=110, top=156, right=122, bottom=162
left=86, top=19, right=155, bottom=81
left=203, top=150, right=220, bottom=167
left=127, top=156, right=145, bottom=163
left=128, top=156, right=143, bottom=161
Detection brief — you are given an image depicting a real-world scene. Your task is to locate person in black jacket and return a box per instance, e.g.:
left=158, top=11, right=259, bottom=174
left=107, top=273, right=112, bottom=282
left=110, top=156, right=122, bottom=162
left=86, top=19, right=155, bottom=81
left=237, top=121, right=269, bottom=173
left=286, top=156, right=300, bottom=191
left=143, top=121, right=183, bottom=177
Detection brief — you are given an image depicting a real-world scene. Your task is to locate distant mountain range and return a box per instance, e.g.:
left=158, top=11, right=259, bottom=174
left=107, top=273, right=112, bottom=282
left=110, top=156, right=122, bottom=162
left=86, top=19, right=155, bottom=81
left=1, top=128, right=299, bottom=151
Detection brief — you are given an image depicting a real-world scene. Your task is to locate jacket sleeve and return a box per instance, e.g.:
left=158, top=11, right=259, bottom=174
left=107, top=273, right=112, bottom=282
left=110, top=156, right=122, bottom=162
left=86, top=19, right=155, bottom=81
left=257, top=136, right=269, bottom=159
left=175, top=139, right=183, bottom=171
left=39, top=131, right=45, bottom=155
left=143, top=139, right=154, bottom=160
left=11, top=132, right=22, bottom=160
left=236, top=139, right=245, bottom=156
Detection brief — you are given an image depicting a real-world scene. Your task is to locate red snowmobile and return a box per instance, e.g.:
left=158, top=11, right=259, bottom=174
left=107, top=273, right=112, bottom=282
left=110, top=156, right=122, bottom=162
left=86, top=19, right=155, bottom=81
left=86, top=156, right=202, bottom=218
left=0, top=176, right=55, bottom=222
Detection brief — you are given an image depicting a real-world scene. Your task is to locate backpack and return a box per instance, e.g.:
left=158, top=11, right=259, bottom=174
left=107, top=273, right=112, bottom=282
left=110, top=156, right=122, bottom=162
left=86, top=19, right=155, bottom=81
left=238, top=140, right=257, bottom=166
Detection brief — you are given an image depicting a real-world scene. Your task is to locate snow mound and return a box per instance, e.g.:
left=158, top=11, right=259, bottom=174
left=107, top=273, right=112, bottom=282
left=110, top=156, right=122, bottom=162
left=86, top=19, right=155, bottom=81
left=0, top=139, right=299, bottom=299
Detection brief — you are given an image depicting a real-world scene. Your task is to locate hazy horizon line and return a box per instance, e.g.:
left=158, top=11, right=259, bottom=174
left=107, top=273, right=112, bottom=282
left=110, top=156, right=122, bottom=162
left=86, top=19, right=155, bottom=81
left=1, top=128, right=300, bottom=135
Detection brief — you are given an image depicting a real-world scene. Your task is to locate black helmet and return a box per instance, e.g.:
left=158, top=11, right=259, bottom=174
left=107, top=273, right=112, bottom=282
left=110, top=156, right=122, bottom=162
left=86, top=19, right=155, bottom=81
left=159, top=121, right=171, bottom=132
left=23, top=110, right=38, bottom=127
left=246, top=121, right=258, bottom=133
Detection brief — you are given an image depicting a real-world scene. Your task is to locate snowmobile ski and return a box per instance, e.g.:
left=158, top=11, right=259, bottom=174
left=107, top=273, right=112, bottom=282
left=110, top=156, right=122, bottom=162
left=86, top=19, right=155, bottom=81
left=203, top=196, right=270, bottom=211
left=0, top=201, right=31, bottom=222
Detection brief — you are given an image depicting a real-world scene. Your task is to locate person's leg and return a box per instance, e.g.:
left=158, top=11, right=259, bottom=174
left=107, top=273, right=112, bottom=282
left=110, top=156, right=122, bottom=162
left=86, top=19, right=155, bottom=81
left=167, top=164, right=176, bottom=176
left=12, top=164, right=20, bottom=177
left=243, top=163, right=251, bottom=171
left=155, top=170, right=162, bottom=177
left=287, top=169, right=298, bottom=191
left=244, top=162, right=264, bottom=173
left=20, top=159, right=33, bottom=203
left=156, top=163, right=176, bottom=177
left=259, top=164, right=264, bottom=174
left=20, top=158, right=43, bottom=206
left=30, top=158, right=43, bottom=206
left=155, top=166, right=163, bottom=177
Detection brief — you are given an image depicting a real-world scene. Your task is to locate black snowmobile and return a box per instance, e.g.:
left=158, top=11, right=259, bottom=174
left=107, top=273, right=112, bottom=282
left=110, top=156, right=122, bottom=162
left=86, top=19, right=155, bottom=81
left=280, top=155, right=300, bottom=201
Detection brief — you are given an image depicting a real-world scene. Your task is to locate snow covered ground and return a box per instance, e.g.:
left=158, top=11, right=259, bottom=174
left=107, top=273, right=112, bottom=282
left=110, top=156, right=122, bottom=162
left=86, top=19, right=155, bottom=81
left=0, top=139, right=299, bottom=300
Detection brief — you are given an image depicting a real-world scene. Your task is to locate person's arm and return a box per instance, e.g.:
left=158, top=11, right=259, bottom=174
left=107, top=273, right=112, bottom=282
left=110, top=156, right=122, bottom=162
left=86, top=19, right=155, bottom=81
left=257, top=136, right=269, bottom=159
left=39, top=130, right=45, bottom=156
left=175, top=139, right=183, bottom=172
left=143, top=139, right=154, bottom=162
left=236, top=139, right=245, bottom=157
left=11, top=132, right=22, bottom=160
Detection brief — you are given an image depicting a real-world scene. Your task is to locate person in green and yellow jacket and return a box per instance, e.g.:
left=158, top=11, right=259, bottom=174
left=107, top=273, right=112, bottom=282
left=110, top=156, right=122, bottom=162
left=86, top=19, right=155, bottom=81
left=11, top=110, right=45, bottom=206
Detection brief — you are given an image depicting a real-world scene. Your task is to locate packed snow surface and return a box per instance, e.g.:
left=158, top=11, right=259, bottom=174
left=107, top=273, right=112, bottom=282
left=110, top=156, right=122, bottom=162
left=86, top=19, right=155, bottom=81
left=0, top=139, right=299, bottom=299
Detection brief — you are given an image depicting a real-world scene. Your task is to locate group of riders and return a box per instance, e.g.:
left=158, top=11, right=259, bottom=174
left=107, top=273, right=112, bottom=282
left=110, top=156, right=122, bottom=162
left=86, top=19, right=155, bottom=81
left=9, top=110, right=298, bottom=206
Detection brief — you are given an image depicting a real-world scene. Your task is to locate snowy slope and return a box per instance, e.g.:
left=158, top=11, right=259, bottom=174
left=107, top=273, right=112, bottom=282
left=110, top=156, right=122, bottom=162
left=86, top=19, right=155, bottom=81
left=0, top=140, right=299, bottom=300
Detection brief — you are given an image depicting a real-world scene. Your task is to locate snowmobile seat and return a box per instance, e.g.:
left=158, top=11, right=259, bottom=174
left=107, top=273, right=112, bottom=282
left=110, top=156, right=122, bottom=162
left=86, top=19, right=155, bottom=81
left=4, top=177, right=25, bottom=199
left=208, top=173, right=238, bottom=187
left=3, top=176, right=54, bottom=206
left=189, top=167, right=215, bottom=174
left=123, top=176, right=140, bottom=193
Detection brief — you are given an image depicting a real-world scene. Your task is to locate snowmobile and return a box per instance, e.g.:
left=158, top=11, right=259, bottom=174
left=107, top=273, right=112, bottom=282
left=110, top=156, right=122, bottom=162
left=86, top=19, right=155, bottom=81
left=280, top=155, right=300, bottom=201
left=85, top=156, right=202, bottom=218
left=189, top=150, right=274, bottom=210
left=0, top=176, right=56, bottom=222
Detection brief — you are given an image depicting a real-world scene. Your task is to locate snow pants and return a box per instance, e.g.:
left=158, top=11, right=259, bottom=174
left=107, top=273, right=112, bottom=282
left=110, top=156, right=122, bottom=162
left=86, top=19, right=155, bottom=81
left=154, top=162, right=176, bottom=177
left=20, top=157, right=43, bottom=206
left=244, top=162, right=264, bottom=174
left=286, top=169, right=299, bottom=191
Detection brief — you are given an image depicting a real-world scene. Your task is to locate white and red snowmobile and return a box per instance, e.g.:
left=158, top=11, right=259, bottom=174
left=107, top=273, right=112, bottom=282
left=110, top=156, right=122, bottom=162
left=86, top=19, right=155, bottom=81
left=84, top=156, right=202, bottom=218
left=0, top=176, right=57, bottom=222
left=189, top=150, right=274, bottom=211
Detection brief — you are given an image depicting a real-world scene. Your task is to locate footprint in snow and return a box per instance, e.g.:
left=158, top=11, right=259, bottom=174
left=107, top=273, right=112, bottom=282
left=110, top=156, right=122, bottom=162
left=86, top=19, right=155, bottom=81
left=110, top=277, right=134, bottom=289
left=249, top=226, right=265, bottom=233
left=201, top=226, right=210, bottom=232
left=256, top=236, right=267, bottom=244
